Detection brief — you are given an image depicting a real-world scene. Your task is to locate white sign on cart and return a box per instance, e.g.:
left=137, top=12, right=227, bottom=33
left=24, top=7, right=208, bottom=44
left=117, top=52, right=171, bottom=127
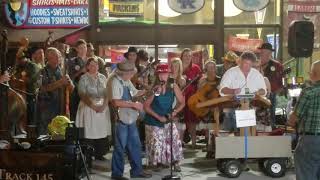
left=235, top=109, right=256, bottom=128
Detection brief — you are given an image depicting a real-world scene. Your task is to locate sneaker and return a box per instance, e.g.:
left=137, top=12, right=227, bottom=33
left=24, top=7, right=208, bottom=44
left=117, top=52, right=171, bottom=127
left=111, top=176, right=129, bottom=180
left=131, top=172, right=152, bottom=178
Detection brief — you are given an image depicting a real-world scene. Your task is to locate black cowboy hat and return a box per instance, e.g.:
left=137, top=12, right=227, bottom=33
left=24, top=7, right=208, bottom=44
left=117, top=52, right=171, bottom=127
left=124, top=47, right=138, bottom=58
left=258, top=42, right=275, bottom=52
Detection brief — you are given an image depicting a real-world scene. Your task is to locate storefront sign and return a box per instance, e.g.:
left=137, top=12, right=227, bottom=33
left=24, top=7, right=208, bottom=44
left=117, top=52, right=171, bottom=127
left=228, top=36, right=263, bottom=53
left=109, top=0, right=144, bottom=17
left=168, top=0, right=204, bottom=14
left=288, top=1, right=320, bottom=12
left=233, top=0, right=269, bottom=12
left=4, top=0, right=89, bottom=28
left=0, top=169, right=55, bottom=180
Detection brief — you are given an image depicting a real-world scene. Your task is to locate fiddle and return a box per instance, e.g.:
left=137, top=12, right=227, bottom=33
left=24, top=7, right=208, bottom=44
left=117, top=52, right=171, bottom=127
left=131, top=58, right=160, bottom=90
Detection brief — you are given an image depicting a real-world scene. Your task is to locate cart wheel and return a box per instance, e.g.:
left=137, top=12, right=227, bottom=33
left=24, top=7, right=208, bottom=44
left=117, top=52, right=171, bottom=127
left=216, top=159, right=226, bottom=173
left=265, top=159, right=286, bottom=178
left=224, top=160, right=242, bottom=178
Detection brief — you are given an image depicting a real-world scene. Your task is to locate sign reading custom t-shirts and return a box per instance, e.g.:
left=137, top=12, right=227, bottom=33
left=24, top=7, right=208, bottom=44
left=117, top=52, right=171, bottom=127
left=109, top=0, right=144, bottom=17
left=168, top=0, right=205, bottom=14
left=4, top=0, right=89, bottom=28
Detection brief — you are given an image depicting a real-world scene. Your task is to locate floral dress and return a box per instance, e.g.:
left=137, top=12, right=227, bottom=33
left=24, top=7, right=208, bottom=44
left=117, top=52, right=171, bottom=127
left=144, top=90, right=183, bottom=165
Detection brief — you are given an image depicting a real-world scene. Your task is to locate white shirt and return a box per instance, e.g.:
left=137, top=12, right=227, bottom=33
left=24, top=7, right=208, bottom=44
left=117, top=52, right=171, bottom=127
left=111, top=75, right=139, bottom=124
left=219, top=66, right=267, bottom=96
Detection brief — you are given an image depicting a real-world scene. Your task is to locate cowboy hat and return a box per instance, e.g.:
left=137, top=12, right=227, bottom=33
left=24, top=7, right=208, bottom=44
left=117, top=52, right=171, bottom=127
left=258, top=42, right=275, bottom=51
left=124, top=47, right=138, bottom=59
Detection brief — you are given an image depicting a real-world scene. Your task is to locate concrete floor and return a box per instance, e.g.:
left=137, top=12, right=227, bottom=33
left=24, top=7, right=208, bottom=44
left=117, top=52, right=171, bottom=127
left=87, top=147, right=296, bottom=180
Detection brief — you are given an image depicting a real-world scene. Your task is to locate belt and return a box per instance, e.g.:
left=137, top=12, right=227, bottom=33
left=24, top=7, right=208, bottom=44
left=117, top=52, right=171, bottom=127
left=301, top=132, right=320, bottom=136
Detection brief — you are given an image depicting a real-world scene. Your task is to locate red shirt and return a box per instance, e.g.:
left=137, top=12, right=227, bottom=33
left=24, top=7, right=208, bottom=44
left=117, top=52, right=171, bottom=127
left=183, top=63, right=202, bottom=97
left=183, top=63, right=202, bottom=124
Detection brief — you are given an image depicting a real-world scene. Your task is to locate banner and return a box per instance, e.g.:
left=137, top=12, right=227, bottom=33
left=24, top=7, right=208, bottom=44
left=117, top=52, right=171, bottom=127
left=109, top=0, right=144, bottom=17
left=167, top=50, right=203, bottom=68
left=227, top=36, right=263, bottom=53
left=288, top=0, right=320, bottom=12
left=4, top=0, right=89, bottom=28
left=110, top=49, right=126, bottom=63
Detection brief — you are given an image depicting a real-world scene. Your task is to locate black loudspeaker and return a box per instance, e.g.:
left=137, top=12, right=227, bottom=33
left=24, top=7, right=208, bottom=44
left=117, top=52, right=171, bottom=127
left=288, top=21, right=314, bottom=58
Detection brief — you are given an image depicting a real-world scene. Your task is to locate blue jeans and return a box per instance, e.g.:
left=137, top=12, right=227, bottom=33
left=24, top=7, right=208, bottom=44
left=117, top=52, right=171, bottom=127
left=295, top=135, right=320, bottom=180
left=269, top=93, right=277, bottom=129
left=223, top=109, right=237, bottom=132
left=111, top=121, right=143, bottom=177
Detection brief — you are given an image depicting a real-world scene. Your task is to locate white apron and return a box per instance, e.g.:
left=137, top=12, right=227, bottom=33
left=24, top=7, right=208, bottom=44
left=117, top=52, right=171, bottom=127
left=76, top=99, right=111, bottom=139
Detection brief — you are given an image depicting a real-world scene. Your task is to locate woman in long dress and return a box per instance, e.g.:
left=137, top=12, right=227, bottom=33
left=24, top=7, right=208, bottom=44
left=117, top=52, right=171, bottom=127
left=144, top=63, right=185, bottom=171
left=76, top=57, right=112, bottom=160
left=181, top=48, right=202, bottom=148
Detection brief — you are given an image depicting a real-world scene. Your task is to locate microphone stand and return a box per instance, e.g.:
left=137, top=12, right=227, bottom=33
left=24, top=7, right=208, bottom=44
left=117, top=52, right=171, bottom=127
left=163, top=78, right=180, bottom=180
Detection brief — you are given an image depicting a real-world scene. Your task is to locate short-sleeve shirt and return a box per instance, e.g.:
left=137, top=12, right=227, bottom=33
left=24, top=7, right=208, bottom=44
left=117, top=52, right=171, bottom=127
left=78, top=73, right=107, bottom=99
left=263, top=59, right=284, bottom=92
left=219, top=66, right=267, bottom=96
left=294, top=81, right=320, bottom=134
left=111, top=75, right=139, bottom=124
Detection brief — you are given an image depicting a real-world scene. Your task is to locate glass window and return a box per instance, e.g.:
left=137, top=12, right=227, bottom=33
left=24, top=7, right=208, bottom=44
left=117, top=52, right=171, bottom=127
left=158, top=45, right=214, bottom=69
left=159, top=0, right=214, bottom=25
left=98, top=45, right=155, bottom=60
left=224, top=28, right=280, bottom=59
left=99, top=0, right=155, bottom=24
left=224, top=0, right=280, bottom=25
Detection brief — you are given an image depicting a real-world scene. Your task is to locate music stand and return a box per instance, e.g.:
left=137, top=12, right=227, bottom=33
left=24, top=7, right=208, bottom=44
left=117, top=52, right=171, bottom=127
left=162, top=78, right=181, bottom=180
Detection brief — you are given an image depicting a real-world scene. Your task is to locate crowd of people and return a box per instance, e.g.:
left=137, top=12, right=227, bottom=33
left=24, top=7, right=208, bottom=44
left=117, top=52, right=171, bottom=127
left=1, top=40, right=319, bottom=180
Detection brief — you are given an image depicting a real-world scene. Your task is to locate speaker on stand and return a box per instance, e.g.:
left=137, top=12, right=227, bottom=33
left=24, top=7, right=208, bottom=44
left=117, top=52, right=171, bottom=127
left=288, top=20, right=314, bottom=58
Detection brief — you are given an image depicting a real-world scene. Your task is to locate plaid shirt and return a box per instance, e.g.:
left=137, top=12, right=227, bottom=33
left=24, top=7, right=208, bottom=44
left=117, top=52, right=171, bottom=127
left=295, top=81, right=320, bottom=134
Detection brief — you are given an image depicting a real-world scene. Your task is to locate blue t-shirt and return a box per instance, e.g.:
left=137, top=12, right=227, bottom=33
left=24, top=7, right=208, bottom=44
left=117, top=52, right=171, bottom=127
left=144, top=90, right=175, bottom=128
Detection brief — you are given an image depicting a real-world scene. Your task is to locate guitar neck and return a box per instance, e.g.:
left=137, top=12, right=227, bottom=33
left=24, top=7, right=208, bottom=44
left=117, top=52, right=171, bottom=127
left=182, top=76, right=200, bottom=92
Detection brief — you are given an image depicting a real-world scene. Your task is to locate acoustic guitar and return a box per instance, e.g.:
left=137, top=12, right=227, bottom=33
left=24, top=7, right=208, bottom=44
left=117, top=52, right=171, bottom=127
left=187, top=77, right=221, bottom=118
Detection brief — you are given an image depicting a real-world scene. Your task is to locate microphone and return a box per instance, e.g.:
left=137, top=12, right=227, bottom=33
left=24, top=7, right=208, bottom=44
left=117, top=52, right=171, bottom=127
left=168, top=77, right=175, bottom=89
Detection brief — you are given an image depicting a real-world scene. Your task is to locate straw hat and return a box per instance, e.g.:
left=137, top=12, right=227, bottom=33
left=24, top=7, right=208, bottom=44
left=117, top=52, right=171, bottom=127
left=116, top=60, right=136, bottom=73
left=222, top=51, right=238, bottom=63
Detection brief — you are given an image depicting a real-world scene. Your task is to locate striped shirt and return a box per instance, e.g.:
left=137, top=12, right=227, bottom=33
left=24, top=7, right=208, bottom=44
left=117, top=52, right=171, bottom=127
left=295, top=81, right=320, bottom=134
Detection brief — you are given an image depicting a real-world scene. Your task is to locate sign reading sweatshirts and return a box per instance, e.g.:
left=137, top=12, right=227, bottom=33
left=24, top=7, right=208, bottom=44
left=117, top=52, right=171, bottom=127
left=4, top=0, right=89, bottom=28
